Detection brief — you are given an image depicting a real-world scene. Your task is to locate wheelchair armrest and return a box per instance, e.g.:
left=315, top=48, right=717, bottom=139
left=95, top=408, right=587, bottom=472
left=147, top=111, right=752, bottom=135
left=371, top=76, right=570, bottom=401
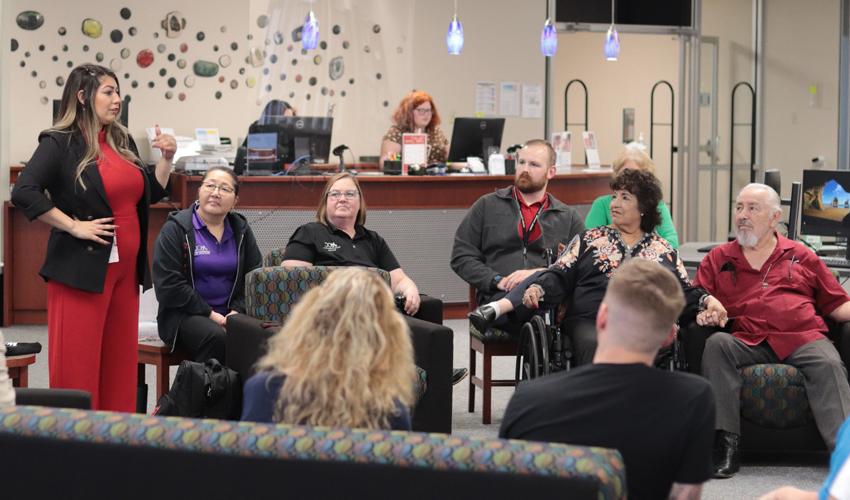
left=679, top=321, right=731, bottom=375
left=412, top=295, right=443, bottom=325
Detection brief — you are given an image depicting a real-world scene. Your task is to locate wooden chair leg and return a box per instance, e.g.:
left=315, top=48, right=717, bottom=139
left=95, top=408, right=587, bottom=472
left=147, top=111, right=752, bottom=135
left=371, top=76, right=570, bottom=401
left=468, top=346, right=476, bottom=413
left=482, top=347, right=492, bottom=425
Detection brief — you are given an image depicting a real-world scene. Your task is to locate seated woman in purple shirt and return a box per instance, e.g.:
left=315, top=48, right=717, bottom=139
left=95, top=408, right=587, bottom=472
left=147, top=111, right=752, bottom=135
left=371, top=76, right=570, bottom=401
left=153, top=166, right=262, bottom=362
left=241, top=267, right=416, bottom=429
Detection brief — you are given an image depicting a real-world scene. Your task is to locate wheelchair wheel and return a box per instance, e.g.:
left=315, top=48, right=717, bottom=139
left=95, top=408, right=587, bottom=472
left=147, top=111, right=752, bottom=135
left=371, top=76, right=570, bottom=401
left=530, top=316, right=550, bottom=377
left=519, top=321, right=540, bottom=380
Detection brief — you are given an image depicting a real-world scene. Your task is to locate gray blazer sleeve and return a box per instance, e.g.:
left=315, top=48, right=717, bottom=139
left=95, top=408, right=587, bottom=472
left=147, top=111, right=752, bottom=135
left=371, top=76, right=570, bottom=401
left=451, top=197, right=499, bottom=293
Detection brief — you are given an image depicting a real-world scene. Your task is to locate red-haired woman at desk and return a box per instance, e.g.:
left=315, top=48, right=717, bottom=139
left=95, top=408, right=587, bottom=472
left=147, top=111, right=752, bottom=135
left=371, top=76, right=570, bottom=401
left=380, top=91, right=448, bottom=167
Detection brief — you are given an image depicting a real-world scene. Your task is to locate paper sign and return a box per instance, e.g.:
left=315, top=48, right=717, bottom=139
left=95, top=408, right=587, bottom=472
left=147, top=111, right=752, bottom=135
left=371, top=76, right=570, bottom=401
left=402, top=133, right=428, bottom=167
left=583, top=131, right=601, bottom=168
left=551, top=131, right=572, bottom=171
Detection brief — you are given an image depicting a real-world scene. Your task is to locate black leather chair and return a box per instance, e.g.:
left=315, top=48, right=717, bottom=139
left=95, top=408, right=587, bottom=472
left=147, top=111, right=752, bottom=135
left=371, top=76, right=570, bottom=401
left=14, top=388, right=92, bottom=409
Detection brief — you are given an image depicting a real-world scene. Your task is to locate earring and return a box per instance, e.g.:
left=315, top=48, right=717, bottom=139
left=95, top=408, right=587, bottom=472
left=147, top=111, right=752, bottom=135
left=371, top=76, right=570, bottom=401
left=640, top=212, right=644, bottom=216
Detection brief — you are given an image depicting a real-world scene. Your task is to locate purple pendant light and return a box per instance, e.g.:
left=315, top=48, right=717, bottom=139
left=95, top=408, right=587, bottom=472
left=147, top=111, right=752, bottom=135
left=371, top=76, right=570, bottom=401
left=540, top=18, right=557, bottom=57
left=604, top=0, right=619, bottom=61
left=446, top=1, right=463, bottom=55
left=302, top=10, right=319, bottom=51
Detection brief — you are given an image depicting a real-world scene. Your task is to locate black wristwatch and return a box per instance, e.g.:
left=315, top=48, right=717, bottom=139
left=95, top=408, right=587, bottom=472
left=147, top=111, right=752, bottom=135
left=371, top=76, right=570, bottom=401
left=698, top=294, right=710, bottom=311
left=491, top=274, right=503, bottom=291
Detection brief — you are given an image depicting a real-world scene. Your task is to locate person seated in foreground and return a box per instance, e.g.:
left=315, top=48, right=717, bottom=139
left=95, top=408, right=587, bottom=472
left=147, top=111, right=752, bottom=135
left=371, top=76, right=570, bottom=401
left=759, top=414, right=850, bottom=500
left=280, top=171, right=467, bottom=384
left=499, top=259, right=715, bottom=500
left=695, top=183, right=850, bottom=479
left=584, top=145, right=679, bottom=248
left=469, top=168, right=725, bottom=366
left=241, top=267, right=416, bottom=429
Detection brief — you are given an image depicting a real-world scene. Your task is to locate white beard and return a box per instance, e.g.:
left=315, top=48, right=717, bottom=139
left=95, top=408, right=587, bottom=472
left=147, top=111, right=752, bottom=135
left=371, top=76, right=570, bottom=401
left=735, top=229, right=758, bottom=248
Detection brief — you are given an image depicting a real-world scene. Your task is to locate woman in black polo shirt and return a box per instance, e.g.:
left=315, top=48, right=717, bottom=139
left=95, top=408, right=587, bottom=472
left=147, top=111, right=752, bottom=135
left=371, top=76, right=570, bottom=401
left=281, top=172, right=421, bottom=314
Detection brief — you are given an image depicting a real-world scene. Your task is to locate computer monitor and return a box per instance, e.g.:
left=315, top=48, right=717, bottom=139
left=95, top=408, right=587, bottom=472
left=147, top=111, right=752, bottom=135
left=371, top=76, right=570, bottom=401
left=801, top=169, right=850, bottom=258
left=764, top=169, right=781, bottom=197
left=245, top=116, right=333, bottom=174
left=447, top=118, right=506, bottom=166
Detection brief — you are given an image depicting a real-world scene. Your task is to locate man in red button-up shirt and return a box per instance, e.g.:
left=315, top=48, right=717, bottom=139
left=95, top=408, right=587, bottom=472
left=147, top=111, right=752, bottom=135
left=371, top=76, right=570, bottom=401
left=695, top=183, right=850, bottom=479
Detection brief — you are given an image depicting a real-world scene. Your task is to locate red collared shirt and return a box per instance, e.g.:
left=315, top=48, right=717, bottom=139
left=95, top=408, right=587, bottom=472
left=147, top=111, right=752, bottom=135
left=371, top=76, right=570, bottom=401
left=515, top=187, right=549, bottom=245
left=694, top=233, right=849, bottom=360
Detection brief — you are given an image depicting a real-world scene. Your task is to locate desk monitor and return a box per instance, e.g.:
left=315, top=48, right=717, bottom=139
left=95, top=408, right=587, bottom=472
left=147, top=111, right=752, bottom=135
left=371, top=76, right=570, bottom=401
left=801, top=169, right=850, bottom=258
left=447, top=118, right=506, bottom=166
left=245, top=116, right=333, bottom=174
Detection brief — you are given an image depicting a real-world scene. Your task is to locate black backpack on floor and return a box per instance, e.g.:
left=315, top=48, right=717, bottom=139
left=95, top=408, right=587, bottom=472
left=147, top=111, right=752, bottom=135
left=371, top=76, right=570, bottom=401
left=153, top=358, right=242, bottom=420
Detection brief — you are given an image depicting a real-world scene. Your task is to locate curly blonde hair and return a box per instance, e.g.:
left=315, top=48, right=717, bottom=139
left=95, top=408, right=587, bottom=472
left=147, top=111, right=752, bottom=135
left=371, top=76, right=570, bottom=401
left=257, top=267, right=416, bottom=429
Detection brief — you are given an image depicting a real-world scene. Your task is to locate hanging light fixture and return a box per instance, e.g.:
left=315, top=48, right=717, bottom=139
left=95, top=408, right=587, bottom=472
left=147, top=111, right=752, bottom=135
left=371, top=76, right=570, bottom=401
left=446, top=0, right=463, bottom=55
left=604, top=0, right=620, bottom=61
left=302, top=9, right=319, bottom=51
left=540, top=18, right=557, bottom=57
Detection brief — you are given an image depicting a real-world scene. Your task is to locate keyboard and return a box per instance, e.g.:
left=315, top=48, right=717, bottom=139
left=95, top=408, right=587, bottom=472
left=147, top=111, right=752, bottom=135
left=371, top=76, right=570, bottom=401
left=820, top=256, right=850, bottom=269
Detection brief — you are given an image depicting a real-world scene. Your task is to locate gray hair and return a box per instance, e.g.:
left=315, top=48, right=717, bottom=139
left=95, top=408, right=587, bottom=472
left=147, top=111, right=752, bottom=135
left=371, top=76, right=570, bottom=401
left=740, top=183, right=782, bottom=215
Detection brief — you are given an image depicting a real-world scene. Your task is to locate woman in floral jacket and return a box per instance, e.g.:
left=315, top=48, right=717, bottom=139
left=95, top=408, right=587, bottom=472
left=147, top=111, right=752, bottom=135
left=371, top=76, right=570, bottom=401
left=469, top=169, right=726, bottom=365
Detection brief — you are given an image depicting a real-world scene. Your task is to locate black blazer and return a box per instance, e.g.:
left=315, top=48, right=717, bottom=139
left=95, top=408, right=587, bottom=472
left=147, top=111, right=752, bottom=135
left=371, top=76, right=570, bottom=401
left=11, top=129, right=170, bottom=293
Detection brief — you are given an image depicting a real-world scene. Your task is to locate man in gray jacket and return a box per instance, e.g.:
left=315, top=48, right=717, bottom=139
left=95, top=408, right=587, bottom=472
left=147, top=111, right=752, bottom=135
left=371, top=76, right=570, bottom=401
left=451, top=139, right=584, bottom=334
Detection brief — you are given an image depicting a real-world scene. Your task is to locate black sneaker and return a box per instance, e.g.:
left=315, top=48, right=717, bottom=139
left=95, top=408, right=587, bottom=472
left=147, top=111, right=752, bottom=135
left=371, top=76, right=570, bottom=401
left=452, top=368, right=468, bottom=385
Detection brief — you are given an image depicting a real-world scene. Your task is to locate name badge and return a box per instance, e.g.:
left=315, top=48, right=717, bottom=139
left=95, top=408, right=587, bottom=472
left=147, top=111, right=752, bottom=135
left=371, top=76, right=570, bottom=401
left=108, top=233, right=119, bottom=264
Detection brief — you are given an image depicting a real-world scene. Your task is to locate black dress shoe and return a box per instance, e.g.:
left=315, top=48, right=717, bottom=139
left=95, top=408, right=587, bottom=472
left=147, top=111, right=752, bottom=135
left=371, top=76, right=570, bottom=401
left=451, top=368, right=468, bottom=385
left=713, top=430, right=740, bottom=479
left=468, top=305, right=497, bottom=333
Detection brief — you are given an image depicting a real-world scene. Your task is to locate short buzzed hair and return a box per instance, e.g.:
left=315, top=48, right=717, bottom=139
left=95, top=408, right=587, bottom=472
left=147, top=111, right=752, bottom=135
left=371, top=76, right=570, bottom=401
left=604, top=259, right=685, bottom=352
left=522, top=139, right=556, bottom=168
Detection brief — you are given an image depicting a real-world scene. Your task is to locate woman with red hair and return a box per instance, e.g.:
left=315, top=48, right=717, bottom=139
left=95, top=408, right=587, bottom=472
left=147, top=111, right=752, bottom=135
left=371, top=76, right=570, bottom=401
left=380, top=90, right=448, bottom=166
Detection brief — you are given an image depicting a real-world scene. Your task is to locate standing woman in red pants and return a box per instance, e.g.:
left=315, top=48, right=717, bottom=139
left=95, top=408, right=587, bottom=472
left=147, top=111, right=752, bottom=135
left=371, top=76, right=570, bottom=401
left=11, top=64, right=175, bottom=411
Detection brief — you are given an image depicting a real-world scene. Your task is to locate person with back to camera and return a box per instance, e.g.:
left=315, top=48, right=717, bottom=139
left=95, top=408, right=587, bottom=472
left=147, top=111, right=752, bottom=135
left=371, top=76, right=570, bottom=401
left=584, top=145, right=679, bottom=248
left=500, top=259, right=715, bottom=500
left=380, top=90, right=448, bottom=167
left=152, top=166, right=262, bottom=363
left=11, top=64, right=175, bottom=411
left=241, top=267, right=416, bottom=429
left=469, top=168, right=726, bottom=366
left=233, top=99, right=296, bottom=175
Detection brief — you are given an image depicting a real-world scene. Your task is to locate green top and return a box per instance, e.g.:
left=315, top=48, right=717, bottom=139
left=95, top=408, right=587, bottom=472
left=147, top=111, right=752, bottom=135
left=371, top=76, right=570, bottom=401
left=584, top=195, right=679, bottom=249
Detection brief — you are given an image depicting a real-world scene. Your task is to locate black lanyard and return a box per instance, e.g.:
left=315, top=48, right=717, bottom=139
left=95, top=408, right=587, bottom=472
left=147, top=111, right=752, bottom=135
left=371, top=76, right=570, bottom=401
left=514, top=188, right=546, bottom=256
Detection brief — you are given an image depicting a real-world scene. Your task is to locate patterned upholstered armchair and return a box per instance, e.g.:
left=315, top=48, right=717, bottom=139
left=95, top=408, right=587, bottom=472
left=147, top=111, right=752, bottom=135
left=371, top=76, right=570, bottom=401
left=226, top=265, right=453, bottom=433
left=682, top=321, right=850, bottom=453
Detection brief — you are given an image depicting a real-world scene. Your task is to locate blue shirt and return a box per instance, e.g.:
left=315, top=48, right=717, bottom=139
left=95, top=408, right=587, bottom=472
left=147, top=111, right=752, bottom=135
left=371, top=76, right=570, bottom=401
left=191, top=207, right=238, bottom=315
left=241, top=371, right=412, bottom=430
left=822, top=416, right=850, bottom=500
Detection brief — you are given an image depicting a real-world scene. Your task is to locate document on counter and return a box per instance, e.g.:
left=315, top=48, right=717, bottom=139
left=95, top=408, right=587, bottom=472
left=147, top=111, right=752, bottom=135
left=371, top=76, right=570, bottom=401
left=522, top=84, right=543, bottom=118
left=402, top=133, right=428, bottom=166
left=500, top=82, right=520, bottom=117
left=475, top=81, right=497, bottom=115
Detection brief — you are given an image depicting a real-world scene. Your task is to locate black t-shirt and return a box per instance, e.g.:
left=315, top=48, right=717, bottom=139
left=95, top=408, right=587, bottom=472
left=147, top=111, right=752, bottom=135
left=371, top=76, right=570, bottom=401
left=499, top=363, right=715, bottom=500
left=283, top=222, right=401, bottom=271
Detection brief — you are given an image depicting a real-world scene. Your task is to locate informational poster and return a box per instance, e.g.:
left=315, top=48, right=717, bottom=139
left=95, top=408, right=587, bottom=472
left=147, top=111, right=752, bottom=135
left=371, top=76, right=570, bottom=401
left=402, top=133, right=428, bottom=168
left=500, top=81, right=520, bottom=117
left=522, top=84, right=543, bottom=118
left=551, top=131, right=572, bottom=171
left=475, top=81, right=497, bottom=115
left=582, top=131, right=601, bottom=168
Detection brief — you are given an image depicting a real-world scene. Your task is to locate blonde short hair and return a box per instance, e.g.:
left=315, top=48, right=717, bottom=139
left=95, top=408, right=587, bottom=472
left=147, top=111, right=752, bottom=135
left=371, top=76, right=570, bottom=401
left=612, top=147, right=655, bottom=176
left=257, top=267, right=415, bottom=429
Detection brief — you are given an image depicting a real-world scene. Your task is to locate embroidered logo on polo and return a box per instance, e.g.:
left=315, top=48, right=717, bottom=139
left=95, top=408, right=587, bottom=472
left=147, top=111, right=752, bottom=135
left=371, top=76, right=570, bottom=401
left=323, top=241, right=341, bottom=252
left=194, top=245, right=211, bottom=256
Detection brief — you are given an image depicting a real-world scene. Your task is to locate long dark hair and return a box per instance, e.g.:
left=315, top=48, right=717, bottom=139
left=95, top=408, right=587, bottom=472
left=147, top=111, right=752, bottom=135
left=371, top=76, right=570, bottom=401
left=610, top=169, right=663, bottom=234
left=51, top=64, right=138, bottom=188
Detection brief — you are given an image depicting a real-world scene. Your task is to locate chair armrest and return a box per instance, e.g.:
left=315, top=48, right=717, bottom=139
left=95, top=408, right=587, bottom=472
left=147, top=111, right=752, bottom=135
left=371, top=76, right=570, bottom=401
left=14, top=388, right=91, bottom=409
left=405, top=315, right=453, bottom=433
left=226, top=314, right=277, bottom=382
left=413, top=295, right=443, bottom=325
left=680, top=322, right=730, bottom=375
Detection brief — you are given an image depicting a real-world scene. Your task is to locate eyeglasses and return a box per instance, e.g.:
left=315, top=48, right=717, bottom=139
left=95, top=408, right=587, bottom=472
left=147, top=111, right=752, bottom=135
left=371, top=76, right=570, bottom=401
left=413, top=107, right=433, bottom=115
left=201, top=182, right=235, bottom=195
left=328, top=190, right=359, bottom=200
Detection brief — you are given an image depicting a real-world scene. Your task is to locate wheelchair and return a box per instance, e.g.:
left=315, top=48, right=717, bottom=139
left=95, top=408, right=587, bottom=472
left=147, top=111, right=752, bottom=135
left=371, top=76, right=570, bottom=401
left=518, top=306, right=685, bottom=381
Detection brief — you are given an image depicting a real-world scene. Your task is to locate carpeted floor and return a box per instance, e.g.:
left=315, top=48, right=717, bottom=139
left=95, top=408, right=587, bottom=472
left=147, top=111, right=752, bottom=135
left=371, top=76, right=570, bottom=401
left=4, top=320, right=829, bottom=498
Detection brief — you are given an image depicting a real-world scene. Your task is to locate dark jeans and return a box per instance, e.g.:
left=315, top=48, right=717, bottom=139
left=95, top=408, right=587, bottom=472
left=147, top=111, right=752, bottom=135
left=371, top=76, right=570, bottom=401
left=176, top=315, right=226, bottom=364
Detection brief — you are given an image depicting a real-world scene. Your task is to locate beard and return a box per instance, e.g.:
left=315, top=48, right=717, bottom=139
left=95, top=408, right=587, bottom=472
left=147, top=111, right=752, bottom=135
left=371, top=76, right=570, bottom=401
left=735, top=227, right=758, bottom=248
left=515, top=173, right=546, bottom=193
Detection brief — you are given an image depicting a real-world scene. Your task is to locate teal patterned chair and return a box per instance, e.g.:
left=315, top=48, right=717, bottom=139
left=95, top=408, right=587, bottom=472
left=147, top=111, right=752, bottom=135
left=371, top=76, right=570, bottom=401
left=684, top=323, right=850, bottom=453
left=0, top=405, right=627, bottom=499
left=227, top=265, right=454, bottom=433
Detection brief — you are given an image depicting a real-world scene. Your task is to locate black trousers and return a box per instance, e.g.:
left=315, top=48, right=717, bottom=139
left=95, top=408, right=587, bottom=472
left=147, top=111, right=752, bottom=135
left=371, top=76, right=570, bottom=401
left=563, top=319, right=598, bottom=367
left=176, top=315, right=226, bottom=364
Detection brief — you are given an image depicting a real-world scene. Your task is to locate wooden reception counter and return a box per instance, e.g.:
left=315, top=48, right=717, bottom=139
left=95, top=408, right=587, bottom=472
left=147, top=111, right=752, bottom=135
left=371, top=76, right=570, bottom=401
left=4, top=168, right=612, bottom=325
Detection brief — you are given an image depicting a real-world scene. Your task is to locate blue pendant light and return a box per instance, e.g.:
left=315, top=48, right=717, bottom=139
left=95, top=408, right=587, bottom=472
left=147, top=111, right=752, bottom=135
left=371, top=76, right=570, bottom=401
left=446, top=1, right=463, bottom=55
left=604, top=0, right=619, bottom=61
left=302, top=10, right=319, bottom=51
left=540, top=18, right=557, bottom=57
